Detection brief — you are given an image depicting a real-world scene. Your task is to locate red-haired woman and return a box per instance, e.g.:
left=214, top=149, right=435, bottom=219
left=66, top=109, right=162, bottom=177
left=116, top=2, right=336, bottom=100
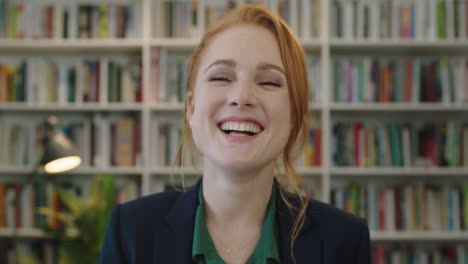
left=100, top=5, right=370, bottom=264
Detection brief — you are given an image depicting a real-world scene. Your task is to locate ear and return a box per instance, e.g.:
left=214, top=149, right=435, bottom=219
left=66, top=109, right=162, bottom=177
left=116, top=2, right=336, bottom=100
left=185, top=91, right=194, bottom=127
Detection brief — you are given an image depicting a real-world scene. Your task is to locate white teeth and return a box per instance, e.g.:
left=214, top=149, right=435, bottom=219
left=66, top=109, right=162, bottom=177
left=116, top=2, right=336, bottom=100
left=220, top=121, right=262, bottom=134
left=230, top=132, right=249, bottom=137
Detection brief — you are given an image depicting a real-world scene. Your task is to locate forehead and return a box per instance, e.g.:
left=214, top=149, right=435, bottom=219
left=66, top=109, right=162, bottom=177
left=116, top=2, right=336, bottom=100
left=199, top=24, right=284, bottom=71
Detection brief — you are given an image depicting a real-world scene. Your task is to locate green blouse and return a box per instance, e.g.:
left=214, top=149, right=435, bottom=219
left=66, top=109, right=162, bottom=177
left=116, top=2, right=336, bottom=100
left=192, top=184, right=280, bottom=264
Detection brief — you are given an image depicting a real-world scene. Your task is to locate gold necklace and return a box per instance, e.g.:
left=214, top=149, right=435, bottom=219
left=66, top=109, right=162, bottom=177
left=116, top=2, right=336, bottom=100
left=207, top=225, right=261, bottom=264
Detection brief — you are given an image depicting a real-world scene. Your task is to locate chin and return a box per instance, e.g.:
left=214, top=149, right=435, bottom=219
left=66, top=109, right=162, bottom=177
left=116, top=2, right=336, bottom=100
left=215, top=157, right=275, bottom=174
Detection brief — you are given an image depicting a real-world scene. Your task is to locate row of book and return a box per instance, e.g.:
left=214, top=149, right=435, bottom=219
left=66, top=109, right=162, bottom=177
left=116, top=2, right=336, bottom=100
left=306, top=56, right=322, bottom=104
left=0, top=123, right=32, bottom=166
left=300, top=125, right=322, bottom=167
left=332, top=183, right=468, bottom=232
left=0, top=56, right=142, bottom=104
left=152, top=0, right=321, bottom=39
left=150, top=119, right=199, bottom=168
left=372, top=245, right=468, bottom=264
left=90, top=115, right=142, bottom=167
left=332, top=57, right=468, bottom=104
left=0, top=179, right=138, bottom=229
left=160, top=53, right=189, bottom=103
left=0, top=119, right=91, bottom=166
left=276, top=0, right=321, bottom=39
left=150, top=48, right=321, bottom=103
left=0, top=1, right=141, bottom=39
left=0, top=115, right=142, bottom=168
left=331, top=0, right=468, bottom=40
left=152, top=0, right=198, bottom=38
left=0, top=120, right=92, bottom=167
left=332, top=121, right=468, bottom=168
left=0, top=240, right=56, bottom=264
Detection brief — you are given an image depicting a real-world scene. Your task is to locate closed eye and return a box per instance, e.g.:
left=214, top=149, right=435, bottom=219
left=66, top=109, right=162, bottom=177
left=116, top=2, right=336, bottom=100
left=260, top=81, right=281, bottom=87
left=209, top=77, right=230, bottom=82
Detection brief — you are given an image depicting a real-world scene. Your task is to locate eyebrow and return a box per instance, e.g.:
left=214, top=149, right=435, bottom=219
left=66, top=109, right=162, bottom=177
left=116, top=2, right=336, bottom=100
left=204, top=59, right=286, bottom=76
left=257, top=62, right=286, bottom=76
left=204, top=59, right=236, bottom=73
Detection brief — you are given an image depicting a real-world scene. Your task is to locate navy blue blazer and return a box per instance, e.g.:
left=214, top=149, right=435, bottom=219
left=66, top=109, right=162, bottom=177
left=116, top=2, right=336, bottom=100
left=100, top=181, right=371, bottom=264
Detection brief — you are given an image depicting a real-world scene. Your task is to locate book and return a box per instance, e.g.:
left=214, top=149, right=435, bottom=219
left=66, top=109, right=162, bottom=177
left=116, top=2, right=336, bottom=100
left=333, top=56, right=468, bottom=104
left=333, top=182, right=465, bottom=232
left=0, top=1, right=139, bottom=39
left=372, top=244, right=468, bottom=263
left=331, top=0, right=468, bottom=40
left=333, top=120, right=467, bottom=168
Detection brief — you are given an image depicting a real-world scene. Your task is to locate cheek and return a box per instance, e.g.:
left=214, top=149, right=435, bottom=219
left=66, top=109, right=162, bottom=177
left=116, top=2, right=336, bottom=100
left=193, top=85, right=225, bottom=116
left=270, top=93, right=291, bottom=123
left=189, top=89, right=222, bottom=136
left=268, top=97, right=292, bottom=137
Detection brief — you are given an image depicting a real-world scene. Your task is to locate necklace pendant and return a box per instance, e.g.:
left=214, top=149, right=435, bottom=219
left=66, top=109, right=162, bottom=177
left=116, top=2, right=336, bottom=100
left=225, top=248, right=244, bottom=264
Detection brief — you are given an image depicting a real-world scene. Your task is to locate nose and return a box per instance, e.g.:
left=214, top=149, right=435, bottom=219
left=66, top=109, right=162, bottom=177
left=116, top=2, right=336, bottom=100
left=228, top=81, right=257, bottom=108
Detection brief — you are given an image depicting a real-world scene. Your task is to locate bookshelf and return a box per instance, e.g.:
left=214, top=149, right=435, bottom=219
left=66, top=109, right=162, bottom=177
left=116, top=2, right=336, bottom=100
left=1, top=0, right=468, bottom=262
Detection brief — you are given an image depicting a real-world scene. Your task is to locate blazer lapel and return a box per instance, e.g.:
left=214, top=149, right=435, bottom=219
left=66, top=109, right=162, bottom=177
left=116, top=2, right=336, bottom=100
left=276, top=191, right=323, bottom=264
left=153, top=181, right=201, bottom=264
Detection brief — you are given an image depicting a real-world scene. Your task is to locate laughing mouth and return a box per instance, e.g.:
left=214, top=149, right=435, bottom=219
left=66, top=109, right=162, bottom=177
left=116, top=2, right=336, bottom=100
left=218, top=121, right=263, bottom=136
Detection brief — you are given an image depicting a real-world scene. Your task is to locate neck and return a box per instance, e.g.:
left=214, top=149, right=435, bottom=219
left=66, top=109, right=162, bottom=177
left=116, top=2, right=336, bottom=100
left=201, top=161, right=275, bottom=238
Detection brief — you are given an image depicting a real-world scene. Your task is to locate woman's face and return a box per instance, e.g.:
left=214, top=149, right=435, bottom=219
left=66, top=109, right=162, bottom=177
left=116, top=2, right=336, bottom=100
left=187, top=24, right=291, bottom=173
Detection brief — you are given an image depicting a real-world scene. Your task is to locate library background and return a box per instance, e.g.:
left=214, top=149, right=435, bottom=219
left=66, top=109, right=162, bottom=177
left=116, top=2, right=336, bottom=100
left=0, top=0, right=467, bottom=263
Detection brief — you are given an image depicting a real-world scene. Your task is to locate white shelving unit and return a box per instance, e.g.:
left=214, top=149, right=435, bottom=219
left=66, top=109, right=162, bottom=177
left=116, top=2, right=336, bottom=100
left=0, top=228, right=50, bottom=239
left=371, top=231, right=468, bottom=242
left=0, top=0, right=467, bottom=245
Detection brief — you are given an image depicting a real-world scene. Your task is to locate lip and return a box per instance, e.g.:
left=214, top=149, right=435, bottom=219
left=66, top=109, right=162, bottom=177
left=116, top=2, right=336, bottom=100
left=216, top=116, right=264, bottom=130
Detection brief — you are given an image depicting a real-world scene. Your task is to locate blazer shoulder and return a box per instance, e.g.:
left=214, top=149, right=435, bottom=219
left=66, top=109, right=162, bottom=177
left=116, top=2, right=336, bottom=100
left=306, top=199, right=371, bottom=263
left=304, top=198, right=369, bottom=244
left=308, top=199, right=365, bottom=226
left=117, top=189, right=183, bottom=227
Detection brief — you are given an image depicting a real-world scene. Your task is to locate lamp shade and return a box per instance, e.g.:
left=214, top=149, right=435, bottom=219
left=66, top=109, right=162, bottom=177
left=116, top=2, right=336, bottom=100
left=40, top=117, right=81, bottom=174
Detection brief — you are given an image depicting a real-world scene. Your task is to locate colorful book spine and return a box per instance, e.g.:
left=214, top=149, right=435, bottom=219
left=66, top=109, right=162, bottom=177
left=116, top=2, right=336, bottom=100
left=372, top=244, right=468, bottom=264
left=0, top=2, right=139, bottom=39
left=333, top=121, right=468, bottom=168
left=333, top=182, right=467, bottom=232
left=332, top=0, right=468, bottom=40
left=333, top=56, right=468, bottom=104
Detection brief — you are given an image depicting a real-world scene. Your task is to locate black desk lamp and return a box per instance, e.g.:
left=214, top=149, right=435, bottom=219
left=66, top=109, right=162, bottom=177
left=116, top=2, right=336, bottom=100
left=40, top=116, right=81, bottom=174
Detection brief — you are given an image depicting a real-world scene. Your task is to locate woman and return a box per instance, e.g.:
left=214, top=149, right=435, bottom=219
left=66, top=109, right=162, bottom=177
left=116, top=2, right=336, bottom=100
left=100, top=5, right=370, bottom=264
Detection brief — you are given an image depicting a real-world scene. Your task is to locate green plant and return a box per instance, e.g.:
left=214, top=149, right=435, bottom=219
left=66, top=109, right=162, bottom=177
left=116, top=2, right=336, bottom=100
left=38, top=174, right=116, bottom=264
